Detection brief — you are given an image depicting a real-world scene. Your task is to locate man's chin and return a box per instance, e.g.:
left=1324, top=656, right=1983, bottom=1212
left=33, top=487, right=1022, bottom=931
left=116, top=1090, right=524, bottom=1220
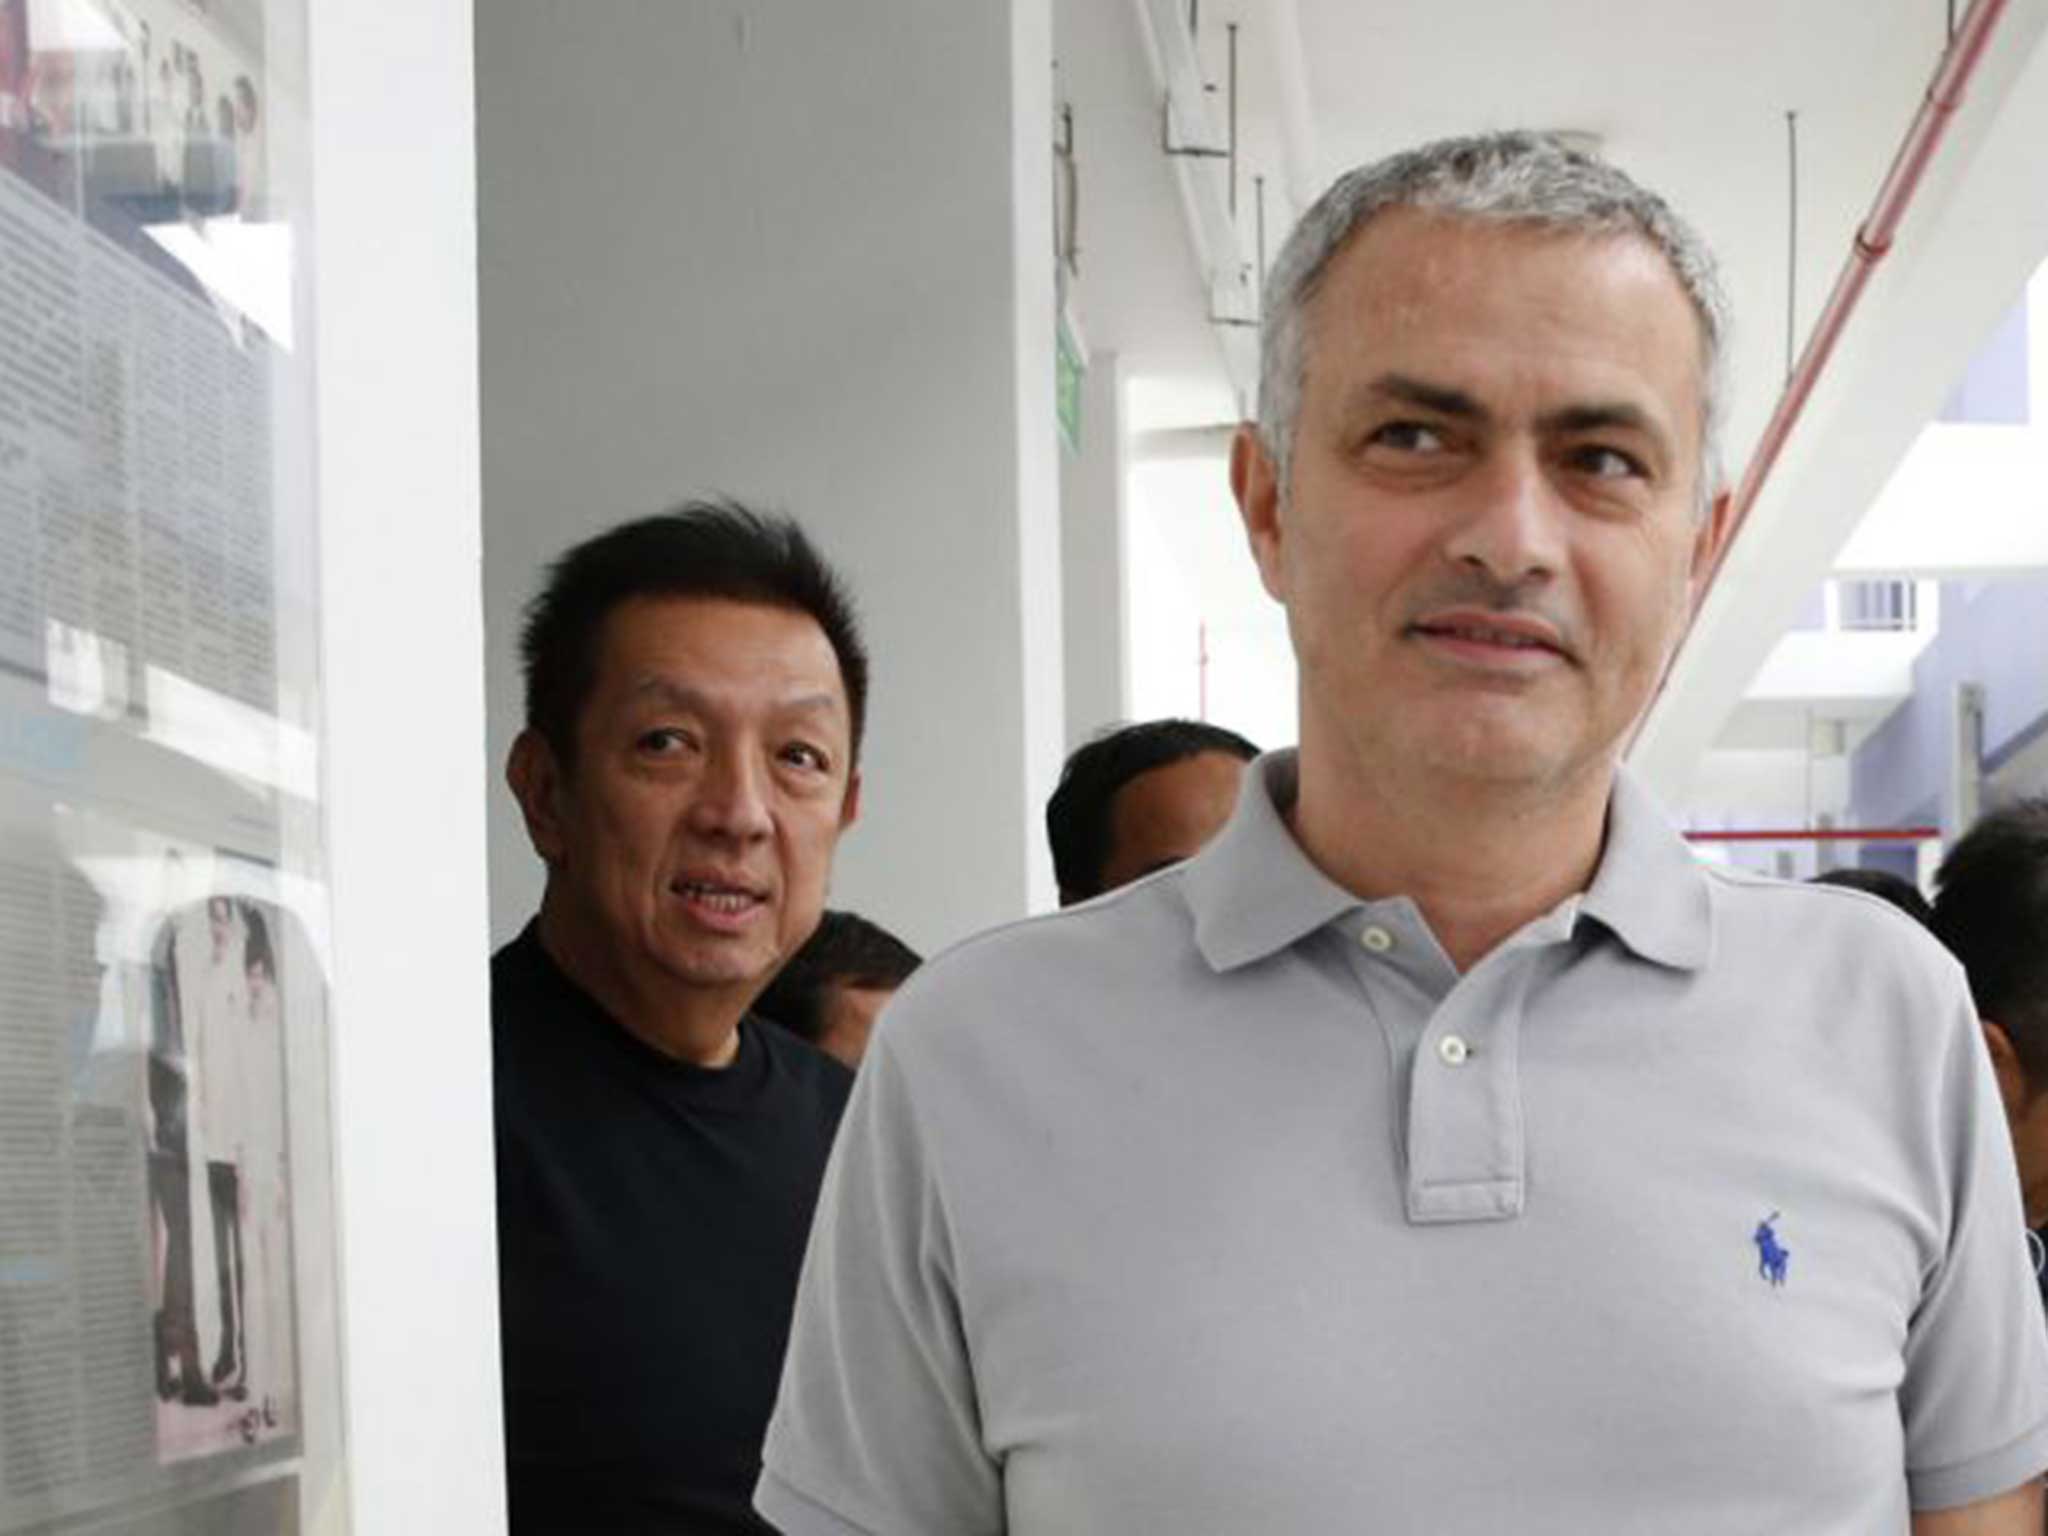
left=1399, top=720, right=1580, bottom=790
left=648, top=942, right=775, bottom=995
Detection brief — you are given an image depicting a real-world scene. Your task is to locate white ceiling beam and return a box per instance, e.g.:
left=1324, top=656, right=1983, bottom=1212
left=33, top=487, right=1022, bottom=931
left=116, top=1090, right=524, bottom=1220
left=1632, top=6, right=2048, bottom=798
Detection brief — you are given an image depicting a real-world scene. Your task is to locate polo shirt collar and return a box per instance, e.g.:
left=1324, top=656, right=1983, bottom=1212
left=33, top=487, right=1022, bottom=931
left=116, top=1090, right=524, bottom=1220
left=1184, top=751, right=1713, bottom=975
left=1577, top=763, right=1715, bottom=972
left=1185, top=751, right=1370, bottom=973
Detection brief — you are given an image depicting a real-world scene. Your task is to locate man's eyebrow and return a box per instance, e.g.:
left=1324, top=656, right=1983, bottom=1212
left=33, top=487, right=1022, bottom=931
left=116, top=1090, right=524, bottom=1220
left=773, top=691, right=846, bottom=718
left=1347, top=373, right=1491, bottom=423
left=1538, top=400, right=1668, bottom=442
left=626, top=678, right=843, bottom=716
left=1344, top=376, right=1675, bottom=454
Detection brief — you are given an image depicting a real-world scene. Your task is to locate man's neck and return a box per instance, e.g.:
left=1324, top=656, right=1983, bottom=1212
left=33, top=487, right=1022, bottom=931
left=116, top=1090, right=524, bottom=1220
left=1289, top=744, right=1611, bottom=974
left=535, top=895, right=745, bottom=1069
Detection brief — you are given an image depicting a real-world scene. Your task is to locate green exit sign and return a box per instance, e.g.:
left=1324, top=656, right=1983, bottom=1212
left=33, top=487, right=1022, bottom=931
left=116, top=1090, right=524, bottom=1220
left=1056, top=309, right=1085, bottom=454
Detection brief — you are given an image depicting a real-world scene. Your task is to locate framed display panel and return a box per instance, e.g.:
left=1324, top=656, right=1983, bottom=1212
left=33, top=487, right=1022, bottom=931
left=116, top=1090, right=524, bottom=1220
left=0, top=0, right=345, bottom=1530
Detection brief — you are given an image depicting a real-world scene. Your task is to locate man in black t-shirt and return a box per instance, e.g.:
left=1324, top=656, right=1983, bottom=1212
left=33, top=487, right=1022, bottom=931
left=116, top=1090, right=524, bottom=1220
left=495, top=501, right=869, bottom=1532
left=1932, top=798, right=2048, bottom=1316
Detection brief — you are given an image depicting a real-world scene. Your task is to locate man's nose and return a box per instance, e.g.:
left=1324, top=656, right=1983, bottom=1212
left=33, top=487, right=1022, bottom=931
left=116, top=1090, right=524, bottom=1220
left=1442, top=442, right=1567, bottom=587
left=689, top=743, right=774, bottom=841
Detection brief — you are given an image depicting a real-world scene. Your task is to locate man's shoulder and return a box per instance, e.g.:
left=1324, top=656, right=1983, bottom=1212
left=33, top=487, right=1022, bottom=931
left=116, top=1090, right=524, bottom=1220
left=1695, top=862, right=1967, bottom=1003
left=877, top=867, right=1200, bottom=1051
left=490, top=923, right=547, bottom=1002
left=752, top=1016, right=856, bottom=1117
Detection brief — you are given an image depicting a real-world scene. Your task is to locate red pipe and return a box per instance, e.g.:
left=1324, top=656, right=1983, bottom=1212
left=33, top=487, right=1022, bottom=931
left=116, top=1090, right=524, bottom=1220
left=1683, top=826, right=1939, bottom=843
left=1695, top=0, right=2010, bottom=602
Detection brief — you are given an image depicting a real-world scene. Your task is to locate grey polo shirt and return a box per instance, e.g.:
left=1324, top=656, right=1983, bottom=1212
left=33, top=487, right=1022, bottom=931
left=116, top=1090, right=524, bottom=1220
left=759, top=753, right=2048, bottom=1534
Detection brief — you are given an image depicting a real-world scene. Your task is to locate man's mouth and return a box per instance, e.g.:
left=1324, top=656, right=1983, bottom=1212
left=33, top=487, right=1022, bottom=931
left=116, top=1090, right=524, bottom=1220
left=670, top=878, right=769, bottom=917
left=1409, top=611, right=1571, bottom=661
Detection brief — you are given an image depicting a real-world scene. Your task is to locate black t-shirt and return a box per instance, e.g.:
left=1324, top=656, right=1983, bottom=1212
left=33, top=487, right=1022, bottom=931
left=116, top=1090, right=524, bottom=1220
left=493, top=925, right=854, bottom=1534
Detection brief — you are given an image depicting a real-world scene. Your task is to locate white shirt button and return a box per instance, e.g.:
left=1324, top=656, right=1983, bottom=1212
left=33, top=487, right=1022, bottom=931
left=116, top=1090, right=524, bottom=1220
left=1359, top=924, right=1395, bottom=953
left=1437, top=1034, right=1471, bottom=1066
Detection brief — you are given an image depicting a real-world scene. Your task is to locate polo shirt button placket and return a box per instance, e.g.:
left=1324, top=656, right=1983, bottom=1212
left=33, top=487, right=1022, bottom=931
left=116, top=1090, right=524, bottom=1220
left=1404, top=960, right=1530, bottom=1226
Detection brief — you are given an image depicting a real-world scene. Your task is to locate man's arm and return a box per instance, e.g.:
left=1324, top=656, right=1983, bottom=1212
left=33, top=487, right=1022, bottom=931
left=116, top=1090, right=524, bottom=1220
left=756, top=1011, right=1003, bottom=1535
left=1910, top=1479, right=2043, bottom=1535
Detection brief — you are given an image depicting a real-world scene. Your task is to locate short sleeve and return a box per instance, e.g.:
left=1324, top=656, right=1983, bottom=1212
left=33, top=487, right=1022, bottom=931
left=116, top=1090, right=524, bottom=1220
left=1901, top=980, right=2048, bottom=1510
left=756, top=1019, right=1004, bottom=1535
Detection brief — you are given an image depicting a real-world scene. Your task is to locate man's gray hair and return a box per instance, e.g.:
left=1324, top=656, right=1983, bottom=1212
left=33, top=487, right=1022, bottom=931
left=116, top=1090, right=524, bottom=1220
left=1257, top=131, right=1730, bottom=513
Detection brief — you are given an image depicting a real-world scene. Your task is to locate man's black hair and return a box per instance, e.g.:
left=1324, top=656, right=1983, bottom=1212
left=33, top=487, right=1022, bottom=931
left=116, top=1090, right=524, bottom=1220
left=1046, top=718, right=1260, bottom=903
left=754, top=910, right=921, bottom=1045
left=1807, top=868, right=1934, bottom=930
left=1933, top=797, right=2048, bottom=1084
left=519, top=499, right=868, bottom=769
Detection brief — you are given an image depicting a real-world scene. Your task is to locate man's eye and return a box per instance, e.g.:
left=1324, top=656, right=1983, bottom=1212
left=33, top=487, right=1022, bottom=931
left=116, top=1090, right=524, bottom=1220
left=1368, top=420, right=1447, bottom=454
left=639, top=728, right=693, bottom=754
left=1570, top=445, right=1645, bottom=479
left=780, top=742, right=830, bottom=773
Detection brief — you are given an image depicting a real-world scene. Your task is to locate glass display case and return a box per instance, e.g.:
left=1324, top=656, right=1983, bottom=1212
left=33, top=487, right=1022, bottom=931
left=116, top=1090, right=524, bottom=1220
left=0, top=0, right=344, bottom=1529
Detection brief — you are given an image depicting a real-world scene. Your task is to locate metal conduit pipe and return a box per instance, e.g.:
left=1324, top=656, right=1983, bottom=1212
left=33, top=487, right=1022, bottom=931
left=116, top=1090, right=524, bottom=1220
left=1682, top=827, right=1940, bottom=843
left=1696, top=0, right=2011, bottom=601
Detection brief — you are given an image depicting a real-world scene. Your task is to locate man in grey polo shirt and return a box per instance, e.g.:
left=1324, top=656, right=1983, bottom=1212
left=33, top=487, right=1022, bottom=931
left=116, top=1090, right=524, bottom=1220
left=758, top=133, right=2048, bottom=1534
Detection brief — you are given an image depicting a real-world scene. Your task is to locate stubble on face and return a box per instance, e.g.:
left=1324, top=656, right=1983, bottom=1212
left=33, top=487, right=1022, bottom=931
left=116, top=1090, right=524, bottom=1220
left=1257, top=209, right=1720, bottom=809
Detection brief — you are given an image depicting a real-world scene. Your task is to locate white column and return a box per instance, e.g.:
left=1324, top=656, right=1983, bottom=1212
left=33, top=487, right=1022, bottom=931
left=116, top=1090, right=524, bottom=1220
left=1060, top=349, right=1131, bottom=752
left=477, top=0, right=1063, bottom=951
left=310, top=2, right=505, bottom=1531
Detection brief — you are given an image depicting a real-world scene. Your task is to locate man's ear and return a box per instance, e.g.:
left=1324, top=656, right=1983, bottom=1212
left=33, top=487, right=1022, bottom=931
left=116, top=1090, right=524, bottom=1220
left=1982, top=1019, right=2031, bottom=1121
left=840, top=767, right=862, bottom=832
left=1686, top=487, right=1735, bottom=610
left=1230, top=423, right=1287, bottom=603
left=507, top=729, right=569, bottom=866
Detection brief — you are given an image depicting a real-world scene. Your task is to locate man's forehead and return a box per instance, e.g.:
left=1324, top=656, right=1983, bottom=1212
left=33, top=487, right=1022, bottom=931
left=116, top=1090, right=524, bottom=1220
left=1314, top=210, right=1704, bottom=358
left=594, top=596, right=847, bottom=709
left=1303, top=209, right=1707, bottom=431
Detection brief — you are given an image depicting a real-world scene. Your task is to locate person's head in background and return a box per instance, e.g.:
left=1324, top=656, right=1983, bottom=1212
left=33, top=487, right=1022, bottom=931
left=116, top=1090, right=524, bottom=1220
left=754, top=909, right=920, bottom=1069
left=1933, top=797, right=2048, bottom=1225
left=508, top=500, right=867, bottom=1064
left=1807, top=867, right=1934, bottom=929
left=1047, top=719, right=1260, bottom=906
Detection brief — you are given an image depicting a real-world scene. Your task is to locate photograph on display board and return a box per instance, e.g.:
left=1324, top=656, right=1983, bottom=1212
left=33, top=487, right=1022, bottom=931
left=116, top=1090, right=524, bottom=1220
left=0, top=0, right=269, bottom=287
left=0, top=819, right=312, bottom=1530
left=145, top=889, right=297, bottom=1464
left=0, top=0, right=55, bottom=192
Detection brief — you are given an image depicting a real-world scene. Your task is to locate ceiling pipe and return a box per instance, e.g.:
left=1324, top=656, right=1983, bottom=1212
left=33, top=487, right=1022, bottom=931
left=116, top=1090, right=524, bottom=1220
left=1683, top=826, right=1940, bottom=843
left=1636, top=0, right=2012, bottom=761
left=1699, top=0, right=2010, bottom=599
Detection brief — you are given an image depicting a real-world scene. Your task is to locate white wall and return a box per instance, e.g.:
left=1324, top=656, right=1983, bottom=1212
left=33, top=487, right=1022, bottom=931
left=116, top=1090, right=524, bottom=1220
left=1060, top=349, right=1130, bottom=749
left=1126, top=452, right=1295, bottom=751
left=477, top=0, right=1062, bottom=955
left=1835, top=425, right=2048, bottom=579
left=309, top=1, right=504, bottom=1530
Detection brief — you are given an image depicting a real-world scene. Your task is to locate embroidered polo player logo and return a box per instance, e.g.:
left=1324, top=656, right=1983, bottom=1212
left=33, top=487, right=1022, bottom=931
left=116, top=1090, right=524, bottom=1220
left=1754, top=1211, right=1790, bottom=1288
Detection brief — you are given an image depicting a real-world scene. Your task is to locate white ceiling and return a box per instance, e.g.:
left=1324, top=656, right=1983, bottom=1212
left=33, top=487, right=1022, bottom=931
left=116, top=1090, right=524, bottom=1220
left=1055, top=0, right=2048, bottom=797
left=1285, top=0, right=1964, bottom=472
